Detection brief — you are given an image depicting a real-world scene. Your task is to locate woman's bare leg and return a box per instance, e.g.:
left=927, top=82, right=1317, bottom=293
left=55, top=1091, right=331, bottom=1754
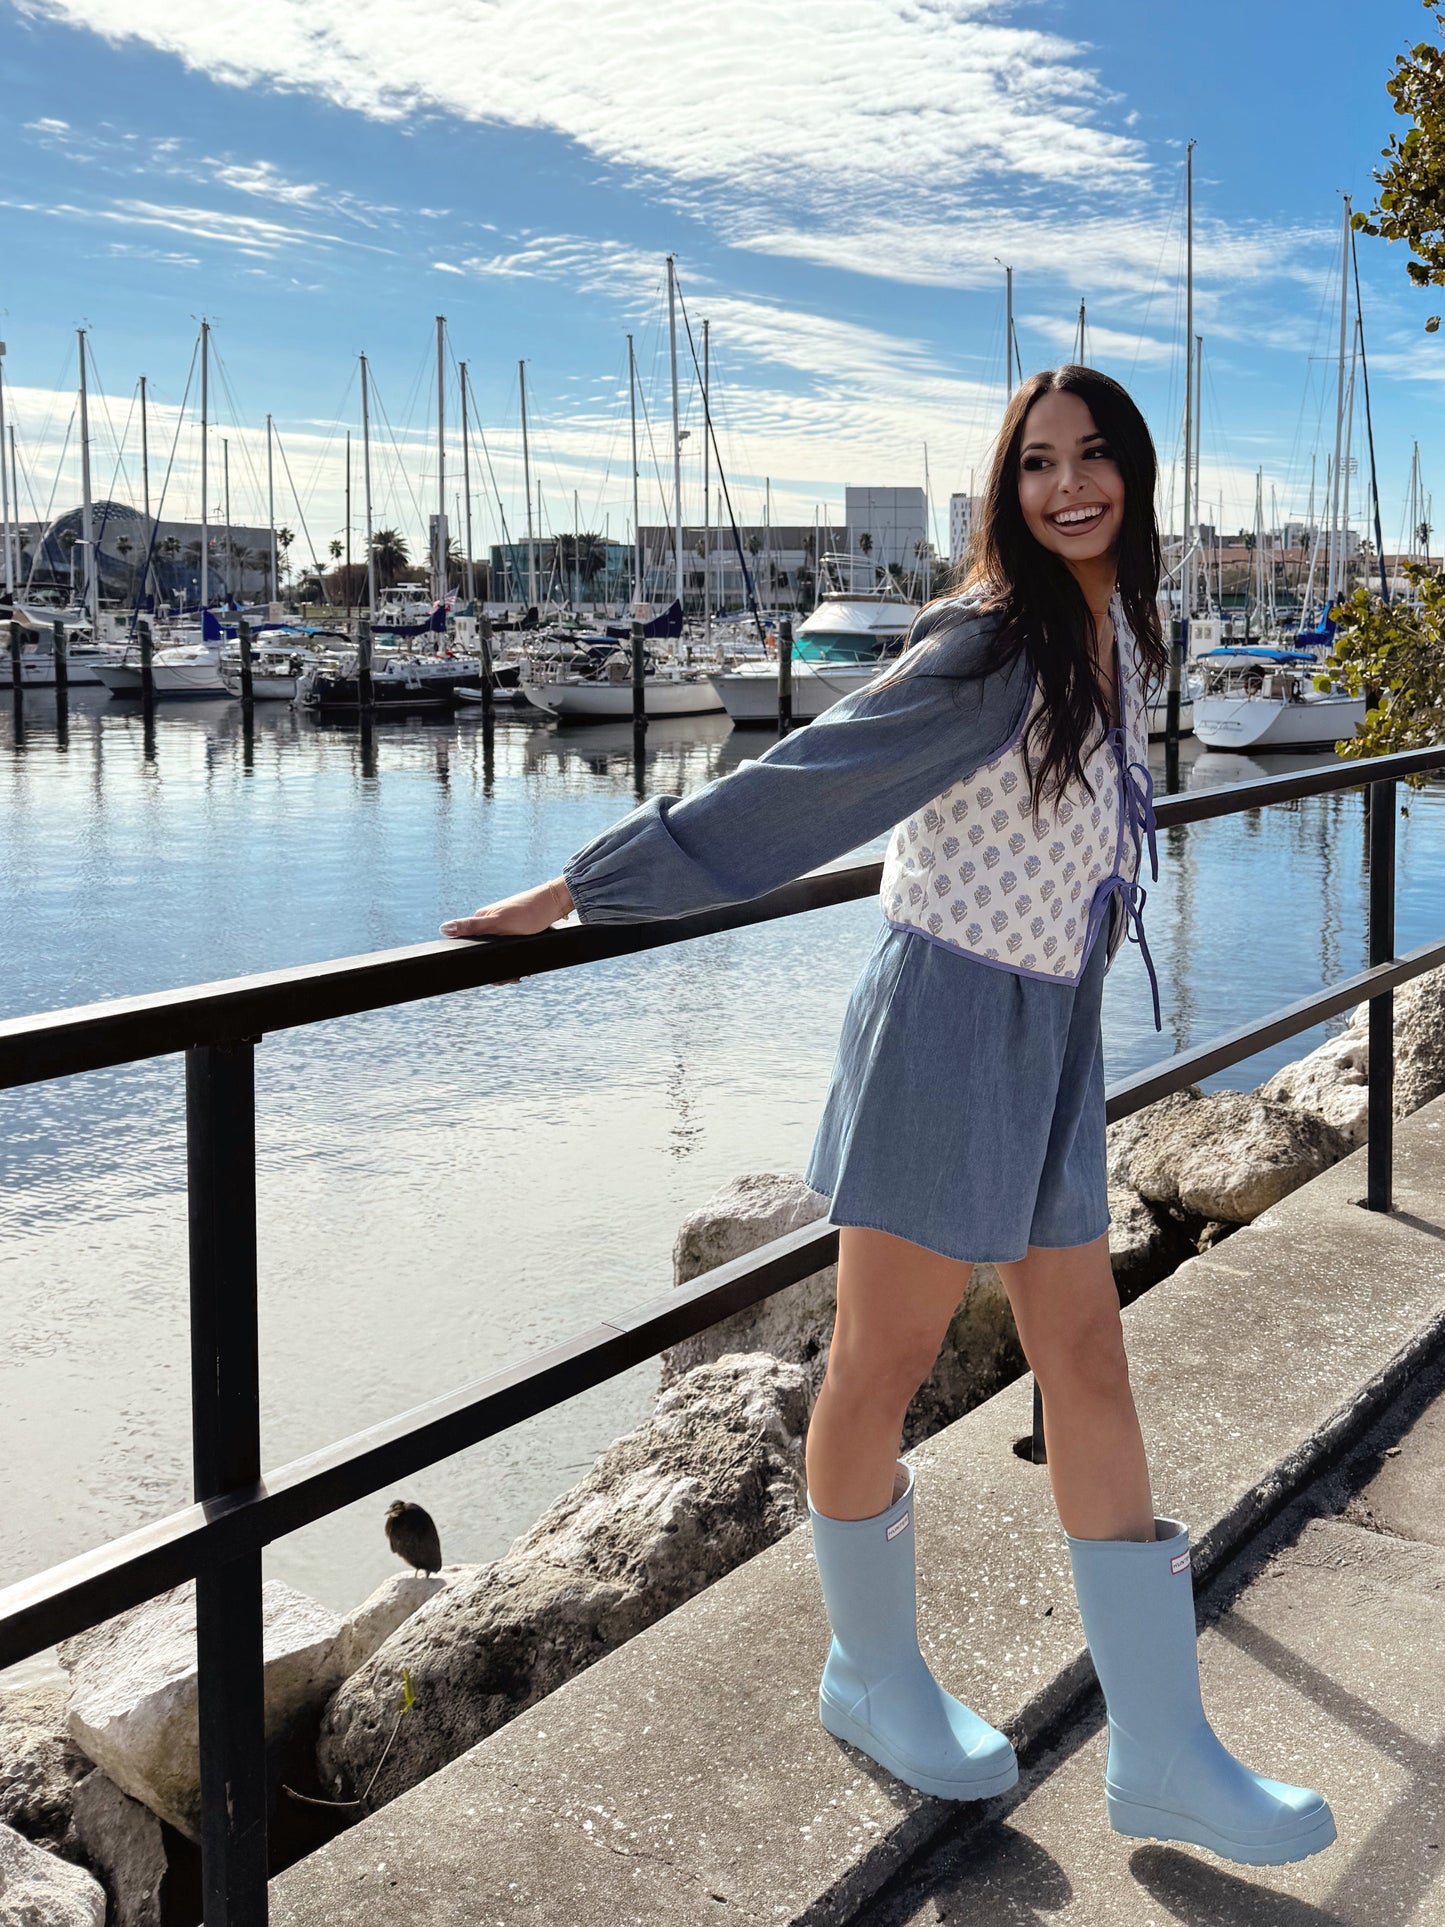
left=995, top=1232, right=1154, bottom=1542
left=805, top=1224, right=974, bottom=1520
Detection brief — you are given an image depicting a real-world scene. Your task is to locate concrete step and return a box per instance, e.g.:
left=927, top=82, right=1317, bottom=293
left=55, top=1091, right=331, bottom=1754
left=269, top=1095, right=1445, bottom=1926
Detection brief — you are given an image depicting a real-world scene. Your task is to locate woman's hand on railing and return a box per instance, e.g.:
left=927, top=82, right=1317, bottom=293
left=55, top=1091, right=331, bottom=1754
left=440, top=877, right=574, bottom=941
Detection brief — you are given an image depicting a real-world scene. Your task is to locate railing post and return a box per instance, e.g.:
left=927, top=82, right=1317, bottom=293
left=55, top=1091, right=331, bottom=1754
left=777, top=614, right=793, bottom=736
left=1366, top=778, right=1396, bottom=1212
left=187, top=1041, right=269, bottom=1925
left=631, top=618, right=647, bottom=732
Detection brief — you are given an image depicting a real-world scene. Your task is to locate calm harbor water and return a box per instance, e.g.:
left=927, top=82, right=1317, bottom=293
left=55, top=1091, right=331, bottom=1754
left=3, top=687, right=1443, bottom=1646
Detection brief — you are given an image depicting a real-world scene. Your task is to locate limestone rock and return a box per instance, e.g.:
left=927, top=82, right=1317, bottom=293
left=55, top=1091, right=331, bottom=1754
left=660, top=1171, right=835, bottom=1391
left=1106, top=1087, right=1204, bottom=1187
left=1261, top=965, right=1445, bottom=1147
left=1347, top=962, right=1445, bottom=1119
left=59, top=1580, right=347, bottom=1842
left=1261, top=1027, right=1371, bottom=1147
left=0, top=1821, right=104, bottom=1926
left=70, top=1772, right=167, bottom=1927
left=334, top=1573, right=452, bottom=1678
left=1125, top=1089, right=1351, bottom=1223
left=659, top=1171, right=1024, bottom=1443
left=1106, top=1182, right=1197, bottom=1303
left=318, top=1352, right=810, bottom=1813
left=0, top=1685, right=90, bottom=1858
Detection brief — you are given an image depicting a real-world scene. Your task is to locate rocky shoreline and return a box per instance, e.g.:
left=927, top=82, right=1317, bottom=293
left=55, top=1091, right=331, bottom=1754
left=3, top=969, right=1442, bottom=1924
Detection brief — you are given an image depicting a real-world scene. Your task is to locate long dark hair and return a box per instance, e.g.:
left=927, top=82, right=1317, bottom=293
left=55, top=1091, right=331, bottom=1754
left=896, top=366, right=1165, bottom=812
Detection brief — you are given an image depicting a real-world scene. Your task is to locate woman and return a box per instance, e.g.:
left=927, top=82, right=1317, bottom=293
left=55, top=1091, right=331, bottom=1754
left=442, top=368, right=1334, bottom=1868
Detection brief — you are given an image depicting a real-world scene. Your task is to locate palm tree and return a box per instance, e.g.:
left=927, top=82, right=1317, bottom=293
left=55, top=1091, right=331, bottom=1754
left=370, top=528, right=409, bottom=590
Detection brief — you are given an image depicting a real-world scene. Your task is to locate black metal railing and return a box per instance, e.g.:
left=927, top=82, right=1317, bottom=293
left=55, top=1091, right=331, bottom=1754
left=2, top=745, right=1444, bottom=1924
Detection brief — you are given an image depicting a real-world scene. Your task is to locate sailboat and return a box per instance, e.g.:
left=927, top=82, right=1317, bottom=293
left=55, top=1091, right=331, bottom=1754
left=520, top=262, right=723, bottom=720
left=1194, top=199, right=1366, bottom=753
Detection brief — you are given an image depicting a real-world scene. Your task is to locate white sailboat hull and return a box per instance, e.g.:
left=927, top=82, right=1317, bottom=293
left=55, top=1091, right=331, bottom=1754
left=97, top=643, right=227, bottom=699
left=1194, top=690, right=1365, bottom=751
left=714, top=660, right=878, bottom=723
left=523, top=674, right=724, bottom=719
left=1145, top=693, right=1193, bottom=740
left=0, top=651, right=106, bottom=688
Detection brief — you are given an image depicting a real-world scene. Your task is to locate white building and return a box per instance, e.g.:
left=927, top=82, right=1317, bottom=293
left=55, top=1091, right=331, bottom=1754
left=949, top=493, right=983, bottom=567
left=845, top=487, right=927, bottom=574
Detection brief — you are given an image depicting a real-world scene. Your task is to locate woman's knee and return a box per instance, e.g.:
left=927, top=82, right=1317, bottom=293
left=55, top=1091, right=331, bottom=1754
left=1032, top=1307, right=1131, bottom=1403
left=822, top=1335, right=937, bottom=1416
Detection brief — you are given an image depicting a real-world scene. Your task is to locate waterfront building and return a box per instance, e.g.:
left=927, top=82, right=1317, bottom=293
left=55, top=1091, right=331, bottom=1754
left=636, top=523, right=832, bottom=613
left=488, top=536, right=633, bottom=608
left=949, top=493, right=983, bottom=568
left=845, top=486, right=927, bottom=576
left=14, top=503, right=275, bottom=606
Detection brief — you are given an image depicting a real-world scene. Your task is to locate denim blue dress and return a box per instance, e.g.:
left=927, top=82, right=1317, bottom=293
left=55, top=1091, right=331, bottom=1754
left=562, top=608, right=1120, bottom=1264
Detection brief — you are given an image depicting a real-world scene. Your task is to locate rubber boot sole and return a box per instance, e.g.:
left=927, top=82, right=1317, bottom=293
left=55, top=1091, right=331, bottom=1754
left=1105, top=1786, right=1338, bottom=1865
left=819, top=1690, right=1019, bottom=1802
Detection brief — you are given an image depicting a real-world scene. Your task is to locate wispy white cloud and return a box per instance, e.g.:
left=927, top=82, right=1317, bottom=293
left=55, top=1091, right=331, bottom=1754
left=206, top=157, right=320, bottom=205
left=1021, top=311, right=1174, bottom=366
left=19, top=0, right=1148, bottom=236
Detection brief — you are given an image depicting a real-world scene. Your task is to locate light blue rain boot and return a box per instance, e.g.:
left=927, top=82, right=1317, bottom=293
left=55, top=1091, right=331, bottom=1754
left=1066, top=1517, right=1336, bottom=1865
left=807, top=1459, right=1018, bottom=1800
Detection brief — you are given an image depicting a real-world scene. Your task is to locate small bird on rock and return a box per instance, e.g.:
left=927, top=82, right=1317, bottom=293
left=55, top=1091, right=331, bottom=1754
left=385, top=1500, right=443, bottom=1576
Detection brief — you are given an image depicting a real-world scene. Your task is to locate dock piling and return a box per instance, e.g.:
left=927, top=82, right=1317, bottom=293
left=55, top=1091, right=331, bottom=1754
left=356, top=617, right=374, bottom=713
left=137, top=617, right=155, bottom=710
left=631, top=619, right=647, bottom=733
left=778, top=615, right=793, bottom=736
left=236, top=617, right=254, bottom=707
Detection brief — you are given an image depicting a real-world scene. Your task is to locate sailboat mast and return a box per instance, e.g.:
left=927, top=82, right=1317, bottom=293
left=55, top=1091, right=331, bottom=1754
left=9, top=429, right=19, bottom=597
left=344, top=431, right=351, bottom=616
left=519, top=360, right=535, bottom=608
left=1005, top=265, right=1015, bottom=394
left=627, top=334, right=641, bottom=607
left=0, top=351, right=11, bottom=598
left=1326, top=198, right=1351, bottom=612
left=1193, top=334, right=1203, bottom=609
left=199, top=319, right=209, bottom=614
left=434, top=315, right=446, bottom=604
left=702, top=317, right=711, bottom=650
left=77, top=328, right=96, bottom=627
left=667, top=253, right=683, bottom=610
left=359, top=357, right=376, bottom=616
left=1181, top=141, right=1195, bottom=635
left=223, top=437, right=232, bottom=605
left=266, top=413, right=277, bottom=604
left=460, top=361, right=475, bottom=604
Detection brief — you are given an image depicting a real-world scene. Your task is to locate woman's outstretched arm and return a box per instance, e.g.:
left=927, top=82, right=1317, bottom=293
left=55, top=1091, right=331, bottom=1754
left=441, top=608, right=1029, bottom=940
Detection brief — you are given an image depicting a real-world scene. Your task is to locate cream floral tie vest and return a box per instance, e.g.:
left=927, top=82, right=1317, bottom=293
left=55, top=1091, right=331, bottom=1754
left=881, top=590, right=1162, bottom=1027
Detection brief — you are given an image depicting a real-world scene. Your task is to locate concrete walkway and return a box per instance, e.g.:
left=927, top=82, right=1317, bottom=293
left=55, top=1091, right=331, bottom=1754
left=861, top=1347, right=1445, bottom=1926
left=270, top=1096, right=1445, bottom=1926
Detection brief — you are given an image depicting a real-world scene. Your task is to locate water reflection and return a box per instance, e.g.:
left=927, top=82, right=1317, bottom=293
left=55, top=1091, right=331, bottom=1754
left=1, top=690, right=1441, bottom=1626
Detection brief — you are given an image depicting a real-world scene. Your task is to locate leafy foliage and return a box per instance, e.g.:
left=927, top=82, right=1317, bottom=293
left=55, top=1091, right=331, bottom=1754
left=1319, top=564, right=1445, bottom=773
left=1355, top=1, right=1445, bottom=328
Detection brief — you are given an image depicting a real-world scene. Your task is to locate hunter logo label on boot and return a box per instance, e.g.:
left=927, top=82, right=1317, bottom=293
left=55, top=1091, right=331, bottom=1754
left=886, top=1510, right=911, bottom=1540
left=1170, top=1549, right=1191, bottom=1575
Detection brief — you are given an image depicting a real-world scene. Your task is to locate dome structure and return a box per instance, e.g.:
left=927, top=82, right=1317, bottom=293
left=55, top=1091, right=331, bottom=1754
left=28, top=503, right=271, bottom=607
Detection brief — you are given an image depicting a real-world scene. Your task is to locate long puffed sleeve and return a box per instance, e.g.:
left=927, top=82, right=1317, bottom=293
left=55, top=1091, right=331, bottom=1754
left=562, top=606, right=1032, bottom=925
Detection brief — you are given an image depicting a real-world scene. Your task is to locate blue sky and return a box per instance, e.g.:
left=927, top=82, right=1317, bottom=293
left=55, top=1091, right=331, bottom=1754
left=0, top=0, right=1434, bottom=573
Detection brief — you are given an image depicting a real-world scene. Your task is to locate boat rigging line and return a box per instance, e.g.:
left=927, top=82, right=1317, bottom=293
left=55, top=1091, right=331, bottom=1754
left=672, top=274, right=765, bottom=643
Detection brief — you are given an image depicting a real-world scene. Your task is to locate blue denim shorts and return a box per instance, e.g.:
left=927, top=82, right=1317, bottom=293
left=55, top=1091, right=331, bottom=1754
left=804, top=911, right=1112, bottom=1265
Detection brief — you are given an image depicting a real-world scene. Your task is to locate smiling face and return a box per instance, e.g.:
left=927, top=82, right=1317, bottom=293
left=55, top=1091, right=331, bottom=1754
left=1015, top=389, right=1125, bottom=584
